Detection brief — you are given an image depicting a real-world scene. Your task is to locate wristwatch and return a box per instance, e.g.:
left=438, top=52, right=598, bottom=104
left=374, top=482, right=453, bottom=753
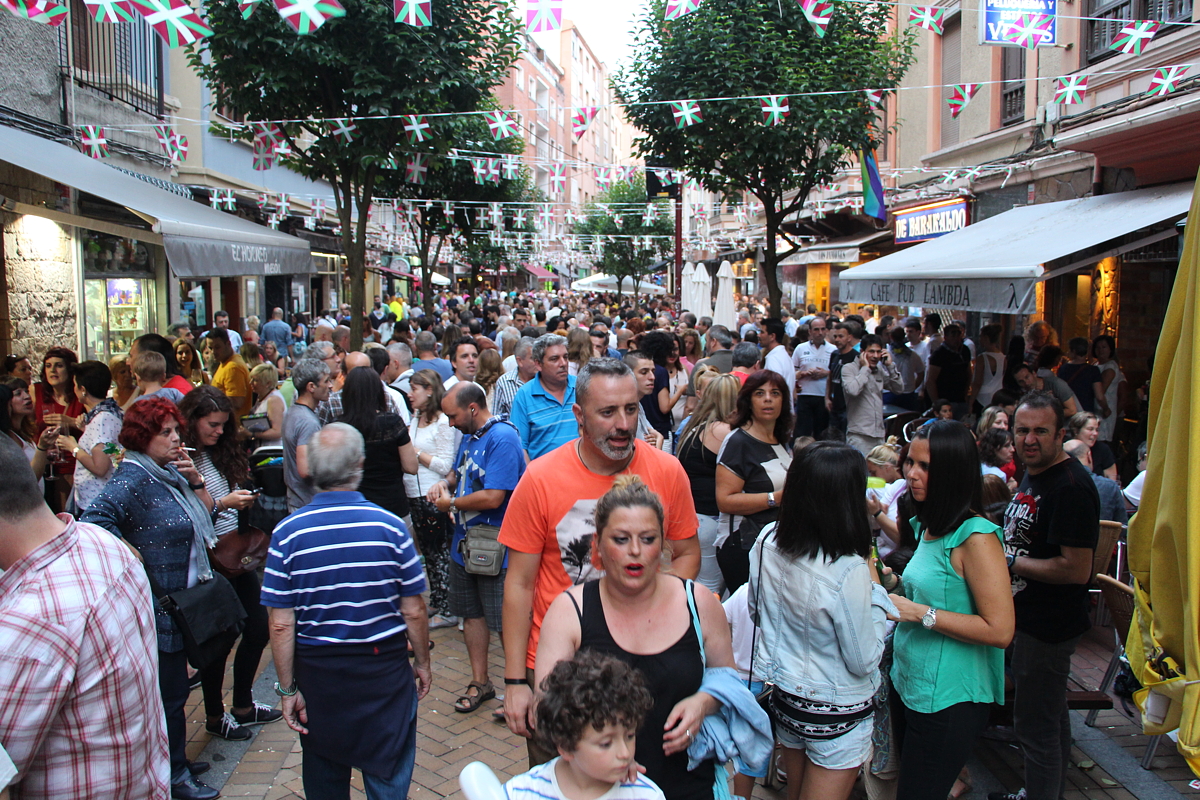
left=766, top=491, right=776, bottom=508
left=921, top=607, right=938, bottom=629
left=274, top=680, right=298, bottom=697
left=449, top=499, right=458, bottom=516
left=1006, top=552, right=1017, bottom=571
left=72, top=446, right=81, bottom=458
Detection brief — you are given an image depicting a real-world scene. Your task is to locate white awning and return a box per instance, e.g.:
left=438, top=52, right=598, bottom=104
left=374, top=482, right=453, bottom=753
left=778, top=230, right=891, bottom=266
left=838, top=182, right=1192, bottom=314
left=0, top=124, right=311, bottom=278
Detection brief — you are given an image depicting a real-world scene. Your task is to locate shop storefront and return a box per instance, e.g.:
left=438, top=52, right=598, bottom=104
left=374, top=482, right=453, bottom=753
left=776, top=230, right=891, bottom=312
left=81, top=230, right=165, bottom=360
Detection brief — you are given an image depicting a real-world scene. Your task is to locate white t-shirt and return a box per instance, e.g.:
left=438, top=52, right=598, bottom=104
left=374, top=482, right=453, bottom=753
left=869, top=477, right=908, bottom=556
left=1124, top=470, right=1146, bottom=509
left=504, top=759, right=666, bottom=800
left=792, top=341, right=836, bottom=397
left=723, top=584, right=758, bottom=682
left=763, top=345, right=795, bottom=403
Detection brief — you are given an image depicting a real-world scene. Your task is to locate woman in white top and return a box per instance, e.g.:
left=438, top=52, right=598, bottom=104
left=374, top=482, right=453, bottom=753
left=55, top=361, right=122, bottom=512
left=970, top=324, right=1006, bottom=413
left=405, top=368, right=459, bottom=627
left=244, top=363, right=285, bottom=444
left=1091, top=335, right=1125, bottom=445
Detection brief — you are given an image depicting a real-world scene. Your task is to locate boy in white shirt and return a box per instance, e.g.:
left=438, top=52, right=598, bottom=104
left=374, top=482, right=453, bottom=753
left=505, top=652, right=665, bottom=800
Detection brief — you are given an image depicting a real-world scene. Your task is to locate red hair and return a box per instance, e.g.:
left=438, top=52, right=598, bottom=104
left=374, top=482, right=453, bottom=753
left=119, top=396, right=185, bottom=452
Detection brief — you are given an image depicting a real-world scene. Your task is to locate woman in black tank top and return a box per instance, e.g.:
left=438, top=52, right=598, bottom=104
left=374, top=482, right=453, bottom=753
left=534, top=476, right=737, bottom=800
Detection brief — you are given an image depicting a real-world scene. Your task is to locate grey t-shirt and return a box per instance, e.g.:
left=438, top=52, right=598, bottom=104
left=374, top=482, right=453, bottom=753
left=686, top=349, right=734, bottom=396
left=282, top=403, right=321, bottom=512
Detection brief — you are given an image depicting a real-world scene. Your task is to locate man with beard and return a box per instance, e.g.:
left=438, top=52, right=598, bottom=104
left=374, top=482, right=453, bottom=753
left=498, top=358, right=699, bottom=763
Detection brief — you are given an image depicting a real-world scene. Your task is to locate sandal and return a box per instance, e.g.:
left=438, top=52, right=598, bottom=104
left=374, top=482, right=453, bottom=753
left=455, top=681, right=496, bottom=713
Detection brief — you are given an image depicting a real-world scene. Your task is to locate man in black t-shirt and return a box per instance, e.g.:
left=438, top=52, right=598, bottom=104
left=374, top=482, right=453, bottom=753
left=993, top=392, right=1100, bottom=800
left=926, top=322, right=973, bottom=419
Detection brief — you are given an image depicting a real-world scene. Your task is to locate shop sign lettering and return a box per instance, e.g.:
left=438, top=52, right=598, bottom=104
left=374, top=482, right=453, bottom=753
left=841, top=276, right=1037, bottom=314
left=894, top=200, right=969, bottom=244
left=231, top=244, right=270, bottom=264
left=864, top=281, right=971, bottom=307
left=980, top=0, right=1057, bottom=46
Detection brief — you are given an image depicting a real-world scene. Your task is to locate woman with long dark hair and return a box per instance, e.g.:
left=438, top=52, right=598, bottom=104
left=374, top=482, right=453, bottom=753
left=641, top=331, right=688, bottom=432
left=888, top=421, right=1014, bottom=800
left=35, top=347, right=85, bottom=509
left=404, top=369, right=457, bottom=627
left=175, top=338, right=210, bottom=387
left=177, top=386, right=278, bottom=742
left=1, top=378, right=57, bottom=487
left=338, top=366, right=418, bottom=519
left=3, top=353, right=34, bottom=383
left=714, top=369, right=794, bottom=592
left=750, top=442, right=895, bottom=800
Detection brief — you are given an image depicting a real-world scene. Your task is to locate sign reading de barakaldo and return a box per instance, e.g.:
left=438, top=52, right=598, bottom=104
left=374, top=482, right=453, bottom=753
left=894, top=199, right=970, bottom=244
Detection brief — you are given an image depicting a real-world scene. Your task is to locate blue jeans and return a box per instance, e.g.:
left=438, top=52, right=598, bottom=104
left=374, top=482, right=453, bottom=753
left=1012, top=630, right=1081, bottom=800
left=302, top=745, right=416, bottom=800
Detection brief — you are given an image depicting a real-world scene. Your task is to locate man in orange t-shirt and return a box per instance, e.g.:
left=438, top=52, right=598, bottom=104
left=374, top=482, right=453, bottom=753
left=499, top=358, right=699, bottom=757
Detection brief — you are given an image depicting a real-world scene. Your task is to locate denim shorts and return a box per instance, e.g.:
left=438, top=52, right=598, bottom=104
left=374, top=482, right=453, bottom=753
left=774, top=711, right=875, bottom=770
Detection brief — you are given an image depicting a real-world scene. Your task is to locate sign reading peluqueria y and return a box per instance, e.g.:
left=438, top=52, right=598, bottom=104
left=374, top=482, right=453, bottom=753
left=893, top=199, right=970, bottom=244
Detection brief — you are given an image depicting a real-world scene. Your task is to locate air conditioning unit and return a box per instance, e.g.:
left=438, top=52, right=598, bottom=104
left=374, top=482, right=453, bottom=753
left=1038, top=103, right=1063, bottom=124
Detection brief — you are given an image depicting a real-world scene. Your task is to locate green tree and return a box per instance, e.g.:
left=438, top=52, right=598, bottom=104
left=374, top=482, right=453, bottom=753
left=189, top=0, right=521, bottom=347
left=375, top=111, right=534, bottom=314
left=572, top=177, right=675, bottom=303
left=613, top=0, right=915, bottom=314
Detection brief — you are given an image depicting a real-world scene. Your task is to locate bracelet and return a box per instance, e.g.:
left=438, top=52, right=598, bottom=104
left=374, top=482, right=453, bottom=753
left=188, top=482, right=205, bottom=491
left=872, top=509, right=882, bottom=518
left=37, top=446, right=48, bottom=452
left=504, top=677, right=529, bottom=686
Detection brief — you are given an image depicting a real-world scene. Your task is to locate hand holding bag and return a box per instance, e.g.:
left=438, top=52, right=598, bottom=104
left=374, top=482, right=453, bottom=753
left=209, top=507, right=271, bottom=578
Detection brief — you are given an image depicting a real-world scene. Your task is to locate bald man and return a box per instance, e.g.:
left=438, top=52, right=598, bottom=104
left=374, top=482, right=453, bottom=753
left=318, top=351, right=406, bottom=424
left=1063, top=439, right=1127, bottom=524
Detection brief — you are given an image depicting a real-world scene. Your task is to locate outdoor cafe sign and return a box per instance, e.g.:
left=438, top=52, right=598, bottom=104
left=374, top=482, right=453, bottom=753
left=893, top=199, right=970, bottom=244
left=840, top=274, right=1039, bottom=314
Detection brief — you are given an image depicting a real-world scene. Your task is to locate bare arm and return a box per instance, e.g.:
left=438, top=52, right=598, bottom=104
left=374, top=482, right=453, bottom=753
left=268, top=607, right=308, bottom=734
left=295, top=444, right=309, bottom=479
left=1062, top=395, right=1078, bottom=417
left=667, top=534, right=700, bottom=580
left=657, top=385, right=673, bottom=415
left=1092, top=381, right=1111, bottom=417
left=502, top=550, right=543, bottom=737
left=1013, top=543, right=1094, bottom=585
left=398, top=441, right=418, bottom=475
left=533, top=590, right=583, bottom=690
left=891, top=531, right=1014, bottom=648
left=401, top=594, right=431, bottom=699
left=255, top=394, right=286, bottom=442
left=715, top=463, right=773, bottom=517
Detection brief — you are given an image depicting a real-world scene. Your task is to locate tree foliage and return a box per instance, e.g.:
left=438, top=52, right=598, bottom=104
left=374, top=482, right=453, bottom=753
left=572, top=177, right=675, bottom=303
left=189, top=0, right=521, bottom=346
left=613, top=0, right=915, bottom=313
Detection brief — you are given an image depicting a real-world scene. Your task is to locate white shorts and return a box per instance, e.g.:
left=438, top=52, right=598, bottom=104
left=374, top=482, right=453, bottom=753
left=774, top=712, right=875, bottom=770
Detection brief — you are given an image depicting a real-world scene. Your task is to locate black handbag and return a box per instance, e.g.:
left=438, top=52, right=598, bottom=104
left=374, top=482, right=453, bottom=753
left=146, top=569, right=247, bottom=670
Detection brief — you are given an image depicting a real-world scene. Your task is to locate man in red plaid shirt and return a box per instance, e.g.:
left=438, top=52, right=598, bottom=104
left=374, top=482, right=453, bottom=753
left=0, top=440, right=168, bottom=799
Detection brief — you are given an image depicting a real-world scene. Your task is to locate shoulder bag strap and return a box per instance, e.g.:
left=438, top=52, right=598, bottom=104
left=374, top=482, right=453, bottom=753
left=747, top=536, right=767, bottom=689
left=684, top=578, right=706, bottom=665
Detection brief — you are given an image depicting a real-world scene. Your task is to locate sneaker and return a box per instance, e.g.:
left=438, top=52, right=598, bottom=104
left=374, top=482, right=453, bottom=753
left=230, top=702, right=283, bottom=727
left=206, top=712, right=252, bottom=741
left=987, top=790, right=1027, bottom=800
left=429, top=614, right=459, bottom=630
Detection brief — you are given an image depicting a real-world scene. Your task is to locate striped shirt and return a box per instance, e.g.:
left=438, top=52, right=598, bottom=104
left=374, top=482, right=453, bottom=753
left=260, top=491, right=427, bottom=646
left=491, top=368, right=528, bottom=417
left=504, top=758, right=666, bottom=800
left=508, top=374, right=578, bottom=460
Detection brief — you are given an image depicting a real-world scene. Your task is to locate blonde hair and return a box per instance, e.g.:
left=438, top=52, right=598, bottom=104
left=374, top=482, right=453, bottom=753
left=594, top=475, right=665, bottom=541
left=866, top=443, right=899, bottom=468
left=691, top=364, right=719, bottom=395
left=679, top=372, right=740, bottom=450
left=476, top=349, right=503, bottom=392
left=249, top=362, right=278, bottom=387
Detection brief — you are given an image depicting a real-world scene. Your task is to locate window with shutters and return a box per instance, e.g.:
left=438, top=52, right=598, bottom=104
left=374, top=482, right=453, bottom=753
left=1001, top=47, right=1026, bottom=126
left=940, top=18, right=962, bottom=148
left=1086, top=0, right=1192, bottom=62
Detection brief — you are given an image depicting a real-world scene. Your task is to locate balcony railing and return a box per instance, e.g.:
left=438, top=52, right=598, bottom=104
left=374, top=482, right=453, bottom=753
left=1087, top=0, right=1193, bottom=63
left=59, top=0, right=164, bottom=118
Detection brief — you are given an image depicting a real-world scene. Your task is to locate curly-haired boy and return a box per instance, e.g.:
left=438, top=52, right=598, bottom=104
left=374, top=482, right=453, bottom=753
left=504, top=651, right=664, bottom=800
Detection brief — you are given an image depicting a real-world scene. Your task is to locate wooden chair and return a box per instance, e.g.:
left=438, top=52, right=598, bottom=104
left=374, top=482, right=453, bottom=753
left=1090, top=521, right=1125, bottom=625
left=1084, top=574, right=1164, bottom=768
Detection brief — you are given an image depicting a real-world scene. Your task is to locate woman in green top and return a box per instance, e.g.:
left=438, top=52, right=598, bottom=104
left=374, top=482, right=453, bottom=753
left=889, top=420, right=1014, bottom=800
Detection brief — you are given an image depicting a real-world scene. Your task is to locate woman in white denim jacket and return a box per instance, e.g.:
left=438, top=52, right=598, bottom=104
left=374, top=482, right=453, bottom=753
left=748, top=441, right=897, bottom=800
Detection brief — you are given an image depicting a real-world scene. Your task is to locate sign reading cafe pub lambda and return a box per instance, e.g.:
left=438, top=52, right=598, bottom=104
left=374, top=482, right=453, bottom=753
left=893, top=199, right=969, bottom=245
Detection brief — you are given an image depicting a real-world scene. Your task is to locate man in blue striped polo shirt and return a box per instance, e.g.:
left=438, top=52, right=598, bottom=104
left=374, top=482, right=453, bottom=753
left=262, top=422, right=430, bottom=800
left=509, top=333, right=577, bottom=462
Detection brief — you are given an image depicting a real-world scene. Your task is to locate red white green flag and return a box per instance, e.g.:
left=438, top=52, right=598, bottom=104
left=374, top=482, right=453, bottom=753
left=1109, top=20, right=1159, bottom=54
left=571, top=107, right=599, bottom=137
left=670, top=100, right=702, bottom=128
left=486, top=158, right=501, bottom=184
left=549, top=164, right=566, bottom=194
left=82, top=0, right=133, bottom=22
left=273, top=0, right=344, bottom=34
left=403, top=115, right=431, bottom=144
left=907, top=6, right=944, bottom=34
left=327, top=118, right=358, bottom=143
left=1000, top=12, right=1053, bottom=48
left=79, top=126, right=109, bottom=159
left=312, top=198, right=327, bottom=218
left=485, top=110, right=519, bottom=140
left=665, top=0, right=700, bottom=20
left=237, top=0, right=259, bottom=17
left=129, top=0, right=212, bottom=48
left=1052, top=75, right=1087, bottom=104
left=406, top=154, right=429, bottom=184
left=797, top=0, right=833, bottom=37
left=502, top=156, right=520, bottom=180
left=865, top=88, right=884, bottom=107
left=472, top=159, right=487, bottom=185
left=1, top=0, right=68, bottom=24
left=644, top=204, right=658, bottom=224
left=946, top=84, right=978, bottom=118
left=252, top=137, right=275, bottom=170
left=394, top=0, right=430, bottom=26
left=154, top=125, right=188, bottom=162
left=759, top=95, right=789, bottom=125
left=526, top=0, right=560, bottom=32
left=1148, top=65, right=1188, bottom=96
left=489, top=203, right=503, bottom=227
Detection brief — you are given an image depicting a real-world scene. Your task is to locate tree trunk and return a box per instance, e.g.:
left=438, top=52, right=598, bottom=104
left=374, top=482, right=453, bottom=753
left=762, top=204, right=784, bottom=317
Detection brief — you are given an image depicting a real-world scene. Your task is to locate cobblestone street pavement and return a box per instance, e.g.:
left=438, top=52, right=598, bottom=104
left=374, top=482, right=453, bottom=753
left=191, top=621, right=1200, bottom=800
